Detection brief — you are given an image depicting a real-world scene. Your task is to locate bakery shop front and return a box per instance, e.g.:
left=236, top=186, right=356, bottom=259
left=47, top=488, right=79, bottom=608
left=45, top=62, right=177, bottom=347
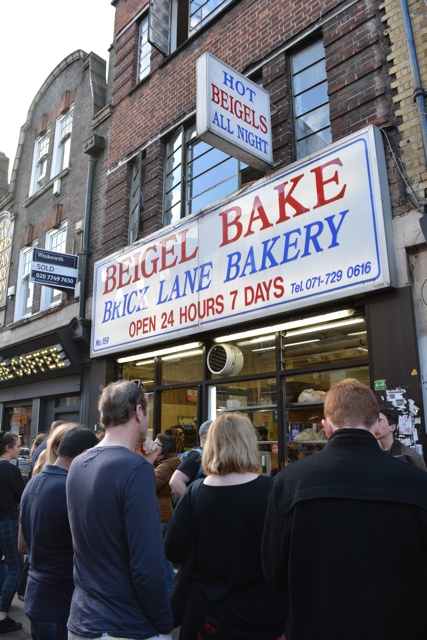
left=90, top=126, right=425, bottom=473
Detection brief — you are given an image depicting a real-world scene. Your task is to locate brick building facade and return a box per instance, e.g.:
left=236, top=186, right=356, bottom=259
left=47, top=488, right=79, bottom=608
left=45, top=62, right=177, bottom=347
left=2, top=0, right=426, bottom=464
left=0, top=50, right=111, bottom=438
left=85, top=0, right=427, bottom=467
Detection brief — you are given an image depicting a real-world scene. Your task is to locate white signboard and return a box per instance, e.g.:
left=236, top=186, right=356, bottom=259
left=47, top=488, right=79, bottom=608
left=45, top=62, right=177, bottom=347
left=197, top=53, right=273, bottom=170
left=92, top=125, right=395, bottom=357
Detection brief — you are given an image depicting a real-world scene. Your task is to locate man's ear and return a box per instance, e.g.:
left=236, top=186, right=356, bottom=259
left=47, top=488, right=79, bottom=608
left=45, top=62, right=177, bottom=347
left=322, top=418, right=334, bottom=438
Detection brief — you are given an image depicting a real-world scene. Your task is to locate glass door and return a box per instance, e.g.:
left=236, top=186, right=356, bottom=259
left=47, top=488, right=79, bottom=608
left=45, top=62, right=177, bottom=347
left=208, top=379, right=280, bottom=475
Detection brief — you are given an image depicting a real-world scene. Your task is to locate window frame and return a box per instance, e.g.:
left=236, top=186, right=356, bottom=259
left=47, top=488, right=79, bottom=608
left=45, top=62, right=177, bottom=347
left=128, top=152, right=146, bottom=244
left=14, top=245, right=36, bottom=321
left=40, top=222, right=67, bottom=310
left=137, top=15, right=152, bottom=82
left=149, top=0, right=233, bottom=55
left=290, top=39, right=332, bottom=159
left=29, top=131, right=50, bottom=196
left=51, top=105, right=74, bottom=178
left=163, top=123, right=243, bottom=227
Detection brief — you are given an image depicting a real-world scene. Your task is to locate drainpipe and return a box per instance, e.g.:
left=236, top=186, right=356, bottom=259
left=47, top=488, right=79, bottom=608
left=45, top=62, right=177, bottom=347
left=76, top=134, right=105, bottom=427
left=80, top=134, right=105, bottom=320
left=400, top=0, right=427, bottom=167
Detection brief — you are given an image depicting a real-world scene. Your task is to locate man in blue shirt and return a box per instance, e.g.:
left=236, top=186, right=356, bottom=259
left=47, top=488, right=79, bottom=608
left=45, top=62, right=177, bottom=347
left=20, top=426, right=98, bottom=640
left=66, top=380, right=173, bottom=640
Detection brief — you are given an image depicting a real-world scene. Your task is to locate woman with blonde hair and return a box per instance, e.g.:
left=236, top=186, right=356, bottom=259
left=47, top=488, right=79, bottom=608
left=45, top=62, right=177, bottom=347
left=165, top=413, right=287, bottom=640
left=33, top=423, right=84, bottom=475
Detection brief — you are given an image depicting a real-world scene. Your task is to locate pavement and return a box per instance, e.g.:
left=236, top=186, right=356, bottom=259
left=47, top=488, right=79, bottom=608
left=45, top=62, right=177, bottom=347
left=1, top=595, right=30, bottom=639
left=2, top=594, right=180, bottom=639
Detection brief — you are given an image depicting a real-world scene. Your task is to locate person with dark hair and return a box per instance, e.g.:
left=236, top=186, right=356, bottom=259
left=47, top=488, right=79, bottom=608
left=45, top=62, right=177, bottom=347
left=19, top=426, right=98, bottom=640
left=165, top=426, right=185, bottom=454
left=66, top=380, right=173, bottom=640
left=0, top=431, right=25, bottom=634
left=262, top=379, right=427, bottom=640
left=165, top=413, right=287, bottom=640
left=169, top=420, right=212, bottom=503
left=143, top=433, right=180, bottom=593
left=375, top=406, right=426, bottom=469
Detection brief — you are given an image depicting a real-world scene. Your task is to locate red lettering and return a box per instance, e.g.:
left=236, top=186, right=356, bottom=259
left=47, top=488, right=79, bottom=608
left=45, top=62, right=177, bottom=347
left=219, top=207, right=243, bottom=247
left=274, top=174, right=310, bottom=222
left=140, top=244, right=158, bottom=279
left=259, top=115, right=268, bottom=134
left=211, top=83, right=220, bottom=104
left=103, top=264, right=117, bottom=294
left=178, top=229, right=198, bottom=263
left=244, top=196, right=273, bottom=238
left=117, top=257, right=131, bottom=289
left=311, top=158, right=347, bottom=209
left=159, top=235, right=178, bottom=271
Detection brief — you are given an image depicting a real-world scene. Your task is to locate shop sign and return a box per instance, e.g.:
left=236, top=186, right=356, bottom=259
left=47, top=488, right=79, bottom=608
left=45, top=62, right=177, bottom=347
left=197, top=53, right=273, bottom=170
left=30, top=248, right=79, bottom=290
left=0, top=344, right=71, bottom=382
left=0, top=211, right=14, bottom=309
left=92, top=125, right=395, bottom=357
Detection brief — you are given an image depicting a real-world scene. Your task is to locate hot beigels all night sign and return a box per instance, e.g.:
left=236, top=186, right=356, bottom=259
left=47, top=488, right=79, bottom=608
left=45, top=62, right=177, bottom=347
left=91, top=126, right=395, bottom=357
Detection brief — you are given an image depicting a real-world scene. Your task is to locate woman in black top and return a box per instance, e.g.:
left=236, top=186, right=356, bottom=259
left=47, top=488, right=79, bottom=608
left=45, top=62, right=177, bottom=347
left=0, top=431, right=26, bottom=634
left=165, top=413, right=287, bottom=640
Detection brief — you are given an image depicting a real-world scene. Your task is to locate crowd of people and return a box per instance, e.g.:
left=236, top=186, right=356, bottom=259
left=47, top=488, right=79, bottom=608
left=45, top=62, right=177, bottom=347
left=0, top=377, right=426, bottom=639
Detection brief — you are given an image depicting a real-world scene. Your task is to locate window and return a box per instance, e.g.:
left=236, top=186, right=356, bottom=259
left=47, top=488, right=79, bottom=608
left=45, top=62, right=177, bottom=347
left=40, top=223, right=67, bottom=309
left=14, top=246, right=35, bottom=320
left=138, top=17, right=151, bottom=82
left=29, top=132, right=50, bottom=195
left=149, top=0, right=233, bottom=55
left=129, top=152, right=145, bottom=243
left=164, top=124, right=241, bottom=226
left=51, top=106, right=73, bottom=177
left=291, top=40, right=331, bottom=158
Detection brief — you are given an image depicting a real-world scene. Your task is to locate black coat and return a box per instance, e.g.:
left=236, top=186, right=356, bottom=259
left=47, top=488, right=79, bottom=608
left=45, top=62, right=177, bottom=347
left=262, top=429, right=427, bottom=640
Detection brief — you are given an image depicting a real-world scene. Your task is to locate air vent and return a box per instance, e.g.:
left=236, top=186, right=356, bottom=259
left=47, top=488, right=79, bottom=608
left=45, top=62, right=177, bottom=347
left=207, top=344, right=244, bottom=376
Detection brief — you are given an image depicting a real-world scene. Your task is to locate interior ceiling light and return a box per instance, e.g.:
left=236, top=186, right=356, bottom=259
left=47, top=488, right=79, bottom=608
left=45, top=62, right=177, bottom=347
left=117, top=341, right=202, bottom=364
left=214, top=309, right=356, bottom=343
left=285, top=318, right=364, bottom=337
left=162, top=349, right=203, bottom=361
left=286, top=339, right=320, bottom=347
left=135, top=359, right=155, bottom=366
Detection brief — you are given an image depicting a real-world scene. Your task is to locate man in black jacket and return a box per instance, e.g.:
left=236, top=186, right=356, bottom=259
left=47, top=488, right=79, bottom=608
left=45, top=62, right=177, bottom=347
left=262, top=378, right=427, bottom=640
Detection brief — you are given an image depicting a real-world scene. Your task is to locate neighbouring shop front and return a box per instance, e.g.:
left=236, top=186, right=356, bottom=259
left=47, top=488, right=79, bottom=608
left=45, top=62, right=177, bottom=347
left=89, top=126, right=425, bottom=471
left=0, top=320, right=86, bottom=444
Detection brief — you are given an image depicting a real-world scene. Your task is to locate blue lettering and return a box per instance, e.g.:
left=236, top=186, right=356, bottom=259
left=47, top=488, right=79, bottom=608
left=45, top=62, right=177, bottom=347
left=325, top=210, right=349, bottom=247
left=224, top=252, right=241, bottom=282
left=240, top=246, right=257, bottom=277
left=301, top=222, right=324, bottom=257
left=259, top=237, right=280, bottom=271
left=281, top=229, right=301, bottom=263
left=102, top=300, right=113, bottom=323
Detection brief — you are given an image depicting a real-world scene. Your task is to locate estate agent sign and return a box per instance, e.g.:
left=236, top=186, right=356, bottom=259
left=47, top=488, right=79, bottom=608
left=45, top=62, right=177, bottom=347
left=30, top=248, right=79, bottom=290
left=91, top=126, right=395, bottom=357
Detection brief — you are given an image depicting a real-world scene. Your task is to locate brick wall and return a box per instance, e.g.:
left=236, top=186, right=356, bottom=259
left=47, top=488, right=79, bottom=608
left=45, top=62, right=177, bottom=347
left=381, top=0, right=427, bottom=211
left=105, top=0, right=397, bottom=253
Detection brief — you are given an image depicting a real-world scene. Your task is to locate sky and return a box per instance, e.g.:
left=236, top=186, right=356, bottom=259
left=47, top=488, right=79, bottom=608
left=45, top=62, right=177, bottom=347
left=0, top=0, right=116, bottom=178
